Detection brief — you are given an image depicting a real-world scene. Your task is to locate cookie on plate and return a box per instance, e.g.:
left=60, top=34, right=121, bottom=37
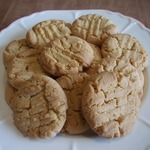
left=82, top=72, right=141, bottom=138
left=3, top=39, right=30, bottom=69
left=85, top=56, right=143, bottom=97
left=26, top=20, right=72, bottom=48
left=72, top=14, right=118, bottom=46
left=56, top=73, right=90, bottom=134
left=7, top=48, right=46, bottom=89
left=10, top=75, right=68, bottom=138
left=39, top=36, right=94, bottom=76
left=98, top=59, right=144, bottom=94
left=101, top=34, right=148, bottom=71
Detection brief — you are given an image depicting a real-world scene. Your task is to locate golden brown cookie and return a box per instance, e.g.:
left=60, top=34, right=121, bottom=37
left=56, top=73, right=90, bottom=134
left=26, top=20, right=72, bottom=48
left=39, top=36, right=94, bottom=76
left=82, top=72, right=141, bottom=138
left=72, top=14, right=118, bottom=46
left=3, top=39, right=30, bottom=69
left=10, top=75, right=68, bottom=138
left=101, top=34, right=148, bottom=71
left=98, top=63, right=143, bottom=95
left=85, top=45, right=145, bottom=97
left=85, top=56, right=143, bottom=95
left=7, top=48, right=46, bottom=89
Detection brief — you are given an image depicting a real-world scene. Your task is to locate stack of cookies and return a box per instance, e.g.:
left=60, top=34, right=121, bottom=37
left=3, top=14, right=148, bottom=139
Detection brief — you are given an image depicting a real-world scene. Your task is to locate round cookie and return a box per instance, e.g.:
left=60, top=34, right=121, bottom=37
left=26, top=20, right=72, bottom=48
left=98, top=66, right=144, bottom=101
left=101, top=34, right=148, bottom=71
left=10, top=75, right=68, bottom=138
left=40, top=36, right=94, bottom=76
left=84, top=45, right=144, bottom=96
left=96, top=59, right=144, bottom=94
left=3, top=39, right=30, bottom=69
left=56, top=73, right=90, bottom=134
left=82, top=72, right=141, bottom=138
left=72, top=14, right=118, bottom=46
left=7, top=48, right=46, bottom=89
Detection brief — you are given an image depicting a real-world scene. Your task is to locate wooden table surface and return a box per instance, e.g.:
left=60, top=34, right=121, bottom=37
left=0, top=0, right=150, bottom=31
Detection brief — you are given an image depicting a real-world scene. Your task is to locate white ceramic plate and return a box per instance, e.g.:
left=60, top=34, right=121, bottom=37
left=0, top=10, right=150, bottom=150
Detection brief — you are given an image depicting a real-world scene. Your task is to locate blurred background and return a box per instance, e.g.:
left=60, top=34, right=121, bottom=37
left=0, top=0, right=150, bottom=30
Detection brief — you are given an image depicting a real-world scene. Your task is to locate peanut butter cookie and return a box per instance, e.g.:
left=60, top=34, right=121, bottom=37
left=82, top=72, right=141, bottom=138
left=11, top=75, right=68, bottom=138
left=7, top=48, right=46, bottom=89
left=3, top=39, right=30, bottom=69
left=72, top=14, right=118, bottom=46
left=40, top=36, right=94, bottom=76
left=26, top=20, right=71, bottom=48
left=57, top=73, right=90, bottom=134
left=101, top=34, right=148, bottom=71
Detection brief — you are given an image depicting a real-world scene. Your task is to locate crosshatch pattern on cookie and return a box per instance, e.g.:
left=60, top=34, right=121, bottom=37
left=72, top=14, right=118, bottom=46
left=2, top=13, right=148, bottom=139
left=39, top=36, right=94, bottom=76
left=26, top=20, right=72, bottom=48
